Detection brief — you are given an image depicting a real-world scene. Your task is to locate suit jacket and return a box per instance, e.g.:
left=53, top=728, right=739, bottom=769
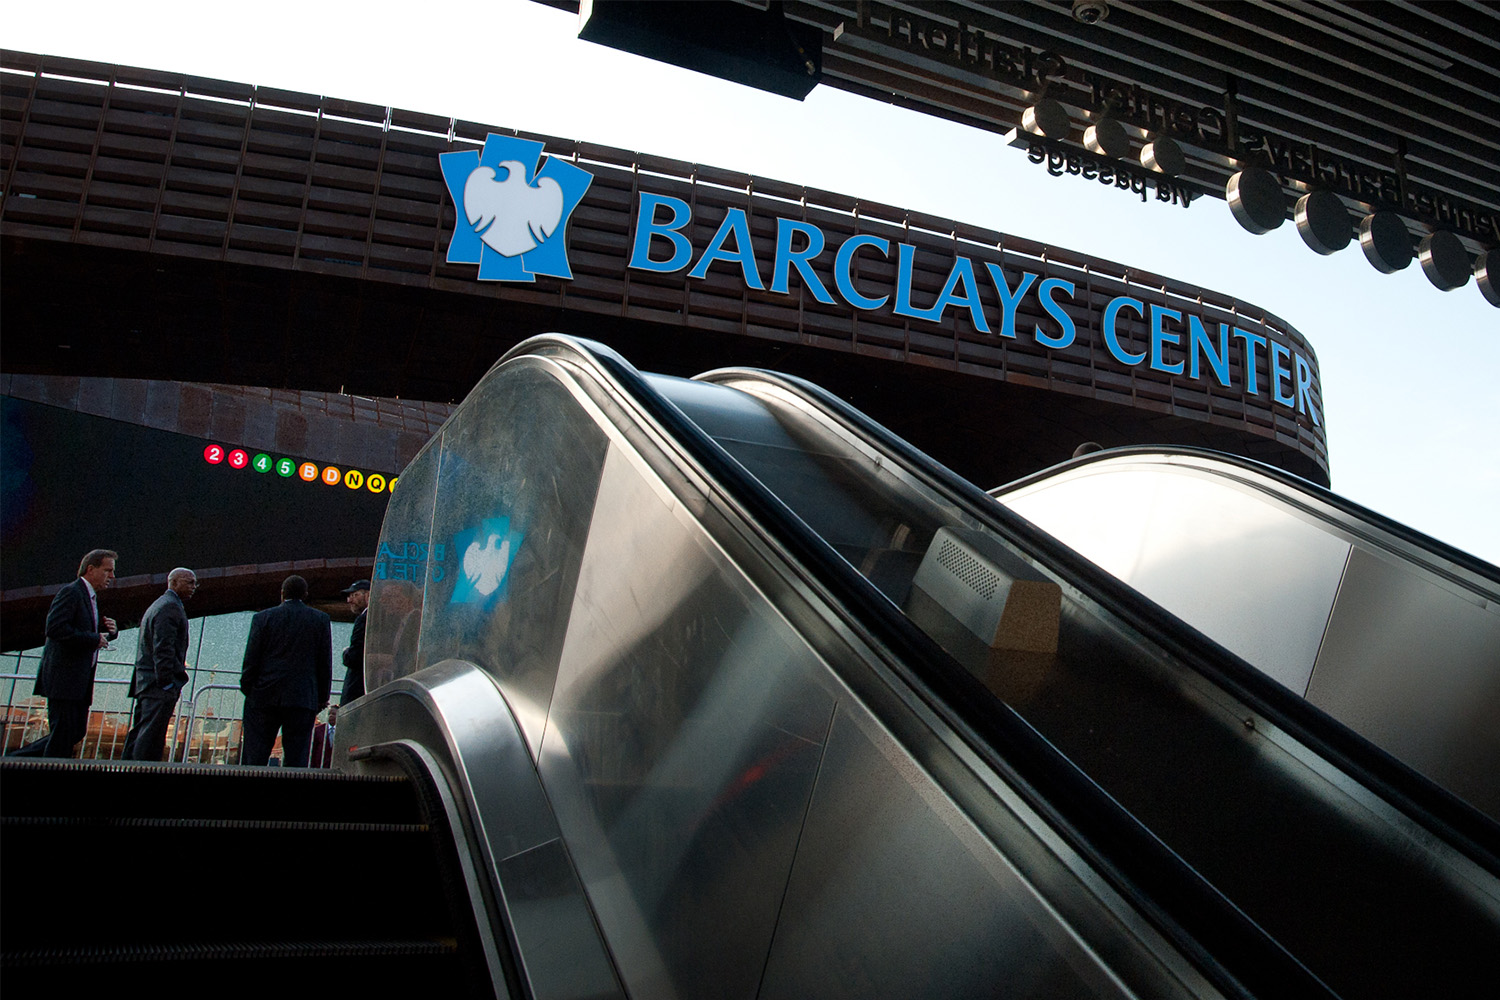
left=240, top=599, right=332, bottom=710
left=340, top=608, right=367, bottom=704
left=35, top=578, right=113, bottom=701
left=130, top=590, right=190, bottom=699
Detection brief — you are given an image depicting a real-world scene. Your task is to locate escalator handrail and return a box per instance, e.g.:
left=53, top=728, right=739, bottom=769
left=696, top=367, right=1500, bottom=877
left=497, top=335, right=1336, bottom=1000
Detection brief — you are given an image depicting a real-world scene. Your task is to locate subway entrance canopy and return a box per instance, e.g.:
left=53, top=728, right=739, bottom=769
left=567, top=0, right=1499, bottom=305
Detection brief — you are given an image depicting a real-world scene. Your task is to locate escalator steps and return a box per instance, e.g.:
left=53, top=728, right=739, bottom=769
left=3, top=938, right=459, bottom=966
left=0, top=759, right=487, bottom=993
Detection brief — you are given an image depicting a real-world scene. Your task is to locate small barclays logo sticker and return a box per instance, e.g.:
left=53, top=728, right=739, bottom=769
left=450, top=516, right=524, bottom=605
left=439, top=134, right=593, bottom=282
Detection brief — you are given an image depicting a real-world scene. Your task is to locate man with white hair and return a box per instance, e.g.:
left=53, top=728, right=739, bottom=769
left=123, top=567, right=197, bottom=762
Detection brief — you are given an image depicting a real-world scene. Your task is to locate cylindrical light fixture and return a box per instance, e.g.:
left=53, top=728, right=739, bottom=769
left=1022, top=99, right=1070, bottom=140
left=1359, top=212, right=1412, bottom=273
left=1418, top=230, right=1470, bottom=291
left=1226, top=167, right=1285, bottom=235
left=1476, top=251, right=1498, bottom=308
left=1083, top=117, right=1131, bottom=159
left=1294, top=190, right=1351, bottom=255
left=1140, top=134, right=1185, bottom=176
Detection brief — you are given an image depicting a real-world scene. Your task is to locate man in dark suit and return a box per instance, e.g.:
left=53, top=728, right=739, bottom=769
left=14, top=549, right=119, bottom=758
left=239, top=575, right=332, bottom=767
left=338, top=579, right=370, bottom=705
left=122, top=567, right=198, bottom=762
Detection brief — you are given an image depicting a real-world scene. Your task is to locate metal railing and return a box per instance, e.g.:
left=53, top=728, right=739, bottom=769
left=1, top=656, right=342, bottom=766
left=0, top=670, right=136, bottom=759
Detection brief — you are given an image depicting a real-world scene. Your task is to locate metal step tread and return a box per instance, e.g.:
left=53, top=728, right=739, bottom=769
left=2, top=814, right=430, bottom=834
left=2, top=937, right=461, bottom=966
left=0, top=758, right=406, bottom=783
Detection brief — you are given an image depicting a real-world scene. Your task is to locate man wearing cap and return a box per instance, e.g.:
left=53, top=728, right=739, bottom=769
left=339, top=579, right=370, bottom=705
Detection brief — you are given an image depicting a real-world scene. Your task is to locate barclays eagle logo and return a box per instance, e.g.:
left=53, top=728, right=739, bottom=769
left=450, top=516, right=524, bottom=605
left=439, top=134, right=593, bottom=282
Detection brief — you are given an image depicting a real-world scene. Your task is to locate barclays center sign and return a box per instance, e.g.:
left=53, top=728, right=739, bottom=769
left=441, top=134, right=1321, bottom=428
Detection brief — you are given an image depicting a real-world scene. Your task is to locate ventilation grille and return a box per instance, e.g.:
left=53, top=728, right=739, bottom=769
left=937, top=538, right=999, bottom=601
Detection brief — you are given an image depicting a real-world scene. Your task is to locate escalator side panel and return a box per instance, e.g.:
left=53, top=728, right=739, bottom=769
left=530, top=433, right=1206, bottom=1000
left=699, top=373, right=1500, bottom=995
left=366, top=362, right=610, bottom=761
left=421, top=365, right=610, bottom=757
left=759, top=699, right=1179, bottom=1000
left=1310, top=546, right=1500, bottom=820
left=1000, top=466, right=1350, bottom=694
left=339, top=662, right=625, bottom=1000
left=536, top=441, right=839, bottom=1000
left=356, top=341, right=1311, bottom=999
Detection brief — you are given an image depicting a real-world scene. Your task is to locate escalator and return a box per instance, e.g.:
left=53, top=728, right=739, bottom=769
left=327, top=335, right=1500, bottom=1000
left=992, top=447, right=1500, bottom=824
left=0, top=754, right=502, bottom=994
left=4, top=335, right=1495, bottom=997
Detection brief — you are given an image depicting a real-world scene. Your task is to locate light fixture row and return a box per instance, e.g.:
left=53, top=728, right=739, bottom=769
left=1228, top=165, right=1493, bottom=305
left=1022, top=99, right=1498, bottom=307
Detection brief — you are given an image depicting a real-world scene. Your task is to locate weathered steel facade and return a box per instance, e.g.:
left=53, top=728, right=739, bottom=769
left=2, top=52, right=1327, bottom=486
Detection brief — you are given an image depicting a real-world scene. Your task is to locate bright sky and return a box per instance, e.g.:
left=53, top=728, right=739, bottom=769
left=6, top=1, right=1498, bottom=564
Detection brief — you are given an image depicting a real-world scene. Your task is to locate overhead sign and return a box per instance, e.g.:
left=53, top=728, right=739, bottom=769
left=833, top=2, right=1496, bottom=247
left=1021, top=139, right=1197, bottom=207
left=436, top=144, right=1322, bottom=429
left=627, top=194, right=1321, bottom=427
left=439, top=134, right=593, bottom=282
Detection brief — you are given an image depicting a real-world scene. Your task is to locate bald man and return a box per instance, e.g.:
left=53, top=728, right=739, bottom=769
left=123, top=568, right=198, bottom=762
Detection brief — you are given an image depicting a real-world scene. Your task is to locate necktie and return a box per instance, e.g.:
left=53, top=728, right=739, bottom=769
left=89, top=586, right=100, bottom=665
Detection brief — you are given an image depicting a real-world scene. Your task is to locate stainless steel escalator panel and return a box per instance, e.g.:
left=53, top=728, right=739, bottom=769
left=537, top=441, right=838, bottom=1000
left=496, top=837, right=626, bottom=1000
left=359, top=348, right=1208, bottom=1000
left=692, top=373, right=1500, bottom=997
left=532, top=435, right=1212, bottom=1000
left=998, top=464, right=1351, bottom=694
left=1310, top=546, right=1500, bottom=819
left=760, top=700, right=1179, bottom=1000
left=337, top=659, right=625, bottom=1000
left=416, top=363, right=611, bottom=758
left=367, top=339, right=1500, bottom=1000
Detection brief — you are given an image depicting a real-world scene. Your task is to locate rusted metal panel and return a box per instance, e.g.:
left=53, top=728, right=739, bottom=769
left=0, top=52, right=1329, bottom=481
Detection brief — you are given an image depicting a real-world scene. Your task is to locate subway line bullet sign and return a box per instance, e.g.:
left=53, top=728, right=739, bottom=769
left=202, top=444, right=396, bottom=493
